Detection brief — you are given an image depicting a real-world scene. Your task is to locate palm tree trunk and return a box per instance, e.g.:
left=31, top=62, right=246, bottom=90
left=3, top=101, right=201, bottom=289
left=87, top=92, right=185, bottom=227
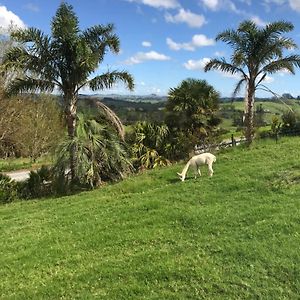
left=64, top=93, right=78, bottom=182
left=244, top=83, right=255, bottom=145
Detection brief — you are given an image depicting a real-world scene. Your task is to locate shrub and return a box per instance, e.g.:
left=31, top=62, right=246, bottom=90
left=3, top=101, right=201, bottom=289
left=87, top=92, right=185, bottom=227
left=0, top=173, right=18, bottom=204
left=20, top=165, right=52, bottom=199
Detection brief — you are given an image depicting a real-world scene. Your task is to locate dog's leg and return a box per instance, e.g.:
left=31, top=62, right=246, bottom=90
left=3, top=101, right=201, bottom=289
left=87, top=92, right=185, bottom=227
left=208, top=163, right=213, bottom=177
left=197, top=167, right=201, bottom=177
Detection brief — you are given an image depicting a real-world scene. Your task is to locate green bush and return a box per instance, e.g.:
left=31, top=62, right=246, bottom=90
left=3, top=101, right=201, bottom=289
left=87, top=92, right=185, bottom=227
left=0, top=173, right=18, bottom=204
left=19, top=165, right=52, bottom=199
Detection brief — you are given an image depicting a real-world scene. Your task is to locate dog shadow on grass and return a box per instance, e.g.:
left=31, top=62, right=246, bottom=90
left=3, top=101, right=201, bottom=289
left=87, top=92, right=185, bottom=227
left=167, top=176, right=195, bottom=184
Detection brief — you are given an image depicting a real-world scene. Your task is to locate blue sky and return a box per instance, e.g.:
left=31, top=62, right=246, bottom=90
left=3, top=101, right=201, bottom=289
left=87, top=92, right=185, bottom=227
left=1, top=0, right=300, bottom=97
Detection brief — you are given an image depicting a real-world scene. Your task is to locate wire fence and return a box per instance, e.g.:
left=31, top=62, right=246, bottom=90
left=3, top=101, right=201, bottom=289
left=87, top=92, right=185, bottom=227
left=195, top=128, right=300, bottom=153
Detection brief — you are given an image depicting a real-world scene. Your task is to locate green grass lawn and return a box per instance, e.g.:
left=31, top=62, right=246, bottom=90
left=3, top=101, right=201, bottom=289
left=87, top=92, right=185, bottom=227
left=0, top=156, right=51, bottom=172
left=1, top=137, right=300, bottom=299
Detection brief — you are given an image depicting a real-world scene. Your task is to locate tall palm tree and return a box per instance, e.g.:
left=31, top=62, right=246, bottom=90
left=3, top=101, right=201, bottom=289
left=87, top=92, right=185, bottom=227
left=204, top=20, right=300, bottom=144
left=3, top=2, right=134, bottom=181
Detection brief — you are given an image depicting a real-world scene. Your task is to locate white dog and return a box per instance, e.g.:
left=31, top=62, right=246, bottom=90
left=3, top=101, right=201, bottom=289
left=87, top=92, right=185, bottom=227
left=177, top=153, right=216, bottom=181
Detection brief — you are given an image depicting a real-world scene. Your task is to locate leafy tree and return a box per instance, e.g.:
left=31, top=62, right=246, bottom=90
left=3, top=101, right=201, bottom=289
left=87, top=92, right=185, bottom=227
left=14, top=95, right=65, bottom=161
left=0, top=94, right=64, bottom=159
left=205, top=20, right=300, bottom=144
left=281, top=110, right=298, bottom=129
left=282, top=93, right=294, bottom=99
left=165, top=78, right=221, bottom=154
left=3, top=2, right=134, bottom=182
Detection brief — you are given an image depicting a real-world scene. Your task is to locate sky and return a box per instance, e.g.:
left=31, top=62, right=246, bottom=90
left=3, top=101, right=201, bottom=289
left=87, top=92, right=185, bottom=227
left=1, top=0, right=300, bottom=97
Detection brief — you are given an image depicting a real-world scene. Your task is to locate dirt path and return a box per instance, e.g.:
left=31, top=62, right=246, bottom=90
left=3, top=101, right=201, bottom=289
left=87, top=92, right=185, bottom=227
left=4, top=170, right=31, bottom=182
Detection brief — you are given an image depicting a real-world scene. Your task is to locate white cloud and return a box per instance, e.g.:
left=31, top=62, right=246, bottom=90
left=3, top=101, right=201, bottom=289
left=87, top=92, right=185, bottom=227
left=0, top=6, right=26, bottom=30
left=289, top=0, right=300, bottom=11
left=165, top=8, right=206, bottom=28
left=124, top=50, right=171, bottom=65
left=263, top=0, right=300, bottom=12
left=167, top=37, right=195, bottom=51
left=183, top=58, right=211, bottom=70
left=126, top=0, right=180, bottom=9
left=183, top=57, right=240, bottom=79
left=142, top=41, right=152, bottom=47
left=278, top=69, right=293, bottom=76
left=199, top=0, right=242, bottom=13
left=167, top=34, right=215, bottom=51
left=251, top=16, right=267, bottom=26
left=200, top=0, right=219, bottom=10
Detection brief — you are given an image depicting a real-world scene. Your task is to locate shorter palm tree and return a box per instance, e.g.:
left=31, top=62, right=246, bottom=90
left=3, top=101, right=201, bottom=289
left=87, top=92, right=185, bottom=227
left=54, top=114, right=132, bottom=188
left=205, top=20, right=300, bottom=144
left=165, top=78, right=221, bottom=154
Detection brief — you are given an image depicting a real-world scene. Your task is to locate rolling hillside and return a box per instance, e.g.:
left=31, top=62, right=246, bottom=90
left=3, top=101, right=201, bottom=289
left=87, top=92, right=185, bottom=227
left=1, top=137, right=300, bottom=299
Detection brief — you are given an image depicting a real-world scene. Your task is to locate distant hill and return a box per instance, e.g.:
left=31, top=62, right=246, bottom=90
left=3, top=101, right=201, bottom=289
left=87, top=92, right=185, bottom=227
left=79, top=93, right=167, bottom=103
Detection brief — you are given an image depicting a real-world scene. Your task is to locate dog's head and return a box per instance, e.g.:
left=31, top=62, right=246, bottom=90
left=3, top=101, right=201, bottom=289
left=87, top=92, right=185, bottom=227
left=177, top=172, right=185, bottom=182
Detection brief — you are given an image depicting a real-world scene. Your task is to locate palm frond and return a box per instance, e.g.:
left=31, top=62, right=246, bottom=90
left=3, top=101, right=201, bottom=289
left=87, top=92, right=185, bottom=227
left=93, top=100, right=125, bottom=140
left=82, top=24, right=120, bottom=55
left=88, top=70, right=134, bottom=91
left=261, top=55, right=300, bottom=74
left=6, top=77, right=55, bottom=96
left=264, top=21, right=294, bottom=36
left=204, top=58, right=247, bottom=78
left=232, top=78, right=246, bottom=98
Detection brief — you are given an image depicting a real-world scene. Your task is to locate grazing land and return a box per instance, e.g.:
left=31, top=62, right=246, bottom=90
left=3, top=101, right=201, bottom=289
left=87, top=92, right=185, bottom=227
left=1, top=137, right=300, bottom=299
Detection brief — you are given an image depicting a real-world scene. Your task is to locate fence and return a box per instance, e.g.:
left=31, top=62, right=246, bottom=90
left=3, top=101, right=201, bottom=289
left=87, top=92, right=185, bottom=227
left=195, top=134, right=246, bottom=153
left=195, top=128, right=300, bottom=153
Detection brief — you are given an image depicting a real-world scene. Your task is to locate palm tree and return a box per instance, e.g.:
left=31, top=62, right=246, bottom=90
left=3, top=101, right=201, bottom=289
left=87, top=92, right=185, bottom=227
left=3, top=2, right=134, bottom=182
left=165, top=78, right=220, bottom=152
left=54, top=114, right=132, bottom=189
left=204, top=20, right=300, bottom=144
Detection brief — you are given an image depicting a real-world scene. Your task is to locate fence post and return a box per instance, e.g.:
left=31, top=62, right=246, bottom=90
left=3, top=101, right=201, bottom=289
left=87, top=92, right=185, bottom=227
left=231, top=134, right=236, bottom=147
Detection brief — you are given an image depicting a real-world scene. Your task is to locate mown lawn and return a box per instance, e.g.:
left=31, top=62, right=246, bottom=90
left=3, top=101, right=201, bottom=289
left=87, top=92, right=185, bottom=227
left=1, top=137, right=300, bottom=299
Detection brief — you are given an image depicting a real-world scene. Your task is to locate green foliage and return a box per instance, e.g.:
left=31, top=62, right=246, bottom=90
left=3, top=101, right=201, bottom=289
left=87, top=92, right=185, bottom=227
left=53, top=114, right=132, bottom=188
left=19, top=165, right=52, bottom=199
left=129, top=121, right=171, bottom=169
left=3, top=2, right=134, bottom=182
left=270, top=115, right=282, bottom=139
left=0, top=94, right=64, bottom=159
left=281, top=110, right=297, bottom=128
left=205, top=20, right=300, bottom=144
left=0, top=137, right=300, bottom=298
left=0, top=173, right=17, bottom=203
left=166, top=78, right=221, bottom=154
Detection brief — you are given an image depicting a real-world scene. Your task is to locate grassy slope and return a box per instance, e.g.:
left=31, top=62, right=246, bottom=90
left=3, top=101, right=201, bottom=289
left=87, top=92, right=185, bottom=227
left=1, top=137, right=300, bottom=299
left=221, top=100, right=300, bottom=115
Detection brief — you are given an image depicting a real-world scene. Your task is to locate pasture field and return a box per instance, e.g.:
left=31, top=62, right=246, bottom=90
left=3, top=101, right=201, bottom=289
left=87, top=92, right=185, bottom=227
left=0, top=137, right=300, bottom=299
left=221, top=100, right=300, bottom=125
